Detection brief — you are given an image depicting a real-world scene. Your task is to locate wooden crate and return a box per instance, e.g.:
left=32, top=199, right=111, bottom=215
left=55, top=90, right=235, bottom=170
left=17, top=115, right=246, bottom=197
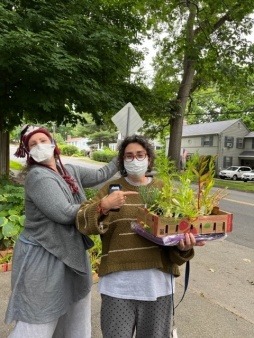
left=136, top=207, right=233, bottom=237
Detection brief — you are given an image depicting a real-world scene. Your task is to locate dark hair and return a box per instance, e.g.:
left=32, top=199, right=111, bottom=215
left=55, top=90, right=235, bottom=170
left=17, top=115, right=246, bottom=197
left=117, top=135, right=155, bottom=175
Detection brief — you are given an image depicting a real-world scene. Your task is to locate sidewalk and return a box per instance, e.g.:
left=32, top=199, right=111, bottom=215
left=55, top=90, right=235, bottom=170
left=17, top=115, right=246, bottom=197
left=1, top=239, right=254, bottom=338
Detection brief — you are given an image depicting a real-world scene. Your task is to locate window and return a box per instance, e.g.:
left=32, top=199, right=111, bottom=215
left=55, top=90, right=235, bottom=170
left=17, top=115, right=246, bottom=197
left=224, top=136, right=234, bottom=148
left=201, top=135, right=213, bottom=147
left=236, top=138, right=244, bottom=149
left=223, top=156, right=232, bottom=168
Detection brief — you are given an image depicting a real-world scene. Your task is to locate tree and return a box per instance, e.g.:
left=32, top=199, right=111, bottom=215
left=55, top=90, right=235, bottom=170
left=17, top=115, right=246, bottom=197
left=187, top=77, right=254, bottom=125
left=139, top=0, right=254, bottom=169
left=88, top=130, right=118, bottom=148
left=0, top=0, right=147, bottom=175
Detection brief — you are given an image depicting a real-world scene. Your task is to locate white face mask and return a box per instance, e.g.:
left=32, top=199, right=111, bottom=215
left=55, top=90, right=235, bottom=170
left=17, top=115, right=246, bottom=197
left=124, top=158, right=149, bottom=177
left=29, top=143, right=55, bottom=163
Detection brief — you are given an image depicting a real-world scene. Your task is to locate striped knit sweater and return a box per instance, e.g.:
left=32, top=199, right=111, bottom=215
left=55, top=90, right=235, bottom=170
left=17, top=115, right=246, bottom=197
left=76, top=176, right=194, bottom=277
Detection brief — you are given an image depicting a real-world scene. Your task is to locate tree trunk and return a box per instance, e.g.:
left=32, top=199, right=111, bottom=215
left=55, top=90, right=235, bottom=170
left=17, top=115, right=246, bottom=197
left=167, top=2, right=197, bottom=170
left=167, top=63, right=195, bottom=169
left=0, top=129, right=10, bottom=177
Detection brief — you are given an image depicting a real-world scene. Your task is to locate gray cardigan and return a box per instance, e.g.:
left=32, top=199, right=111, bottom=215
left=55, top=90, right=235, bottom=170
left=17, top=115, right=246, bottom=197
left=22, top=160, right=118, bottom=273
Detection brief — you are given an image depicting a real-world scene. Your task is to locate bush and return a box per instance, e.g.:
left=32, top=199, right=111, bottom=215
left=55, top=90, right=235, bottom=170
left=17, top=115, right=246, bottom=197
left=85, top=188, right=99, bottom=200
left=89, top=235, right=102, bottom=273
left=0, top=178, right=25, bottom=250
left=58, top=144, right=80, bottom=156
left=91, top=149, right=117, bottom=163
left=10, top=160, right=24, bottom=171
left=84, top=187, right=101, bottom=272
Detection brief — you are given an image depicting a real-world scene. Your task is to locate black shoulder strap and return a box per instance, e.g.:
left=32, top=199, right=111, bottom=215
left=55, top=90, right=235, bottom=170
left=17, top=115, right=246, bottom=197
left=172, top=260, right=190, bottom=316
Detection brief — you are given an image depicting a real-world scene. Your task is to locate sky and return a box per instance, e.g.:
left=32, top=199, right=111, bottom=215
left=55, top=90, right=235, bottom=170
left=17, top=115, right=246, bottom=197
left=139, top=16, right=254, bottom=82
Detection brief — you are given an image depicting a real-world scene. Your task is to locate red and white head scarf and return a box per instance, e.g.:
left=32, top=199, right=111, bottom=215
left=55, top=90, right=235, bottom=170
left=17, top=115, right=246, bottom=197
left=14, top=125, right=79, bottom=194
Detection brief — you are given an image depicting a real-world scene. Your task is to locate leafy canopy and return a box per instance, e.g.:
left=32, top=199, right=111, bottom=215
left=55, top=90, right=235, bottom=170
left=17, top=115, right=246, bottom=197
left=0, top=0, right=146, bottom=130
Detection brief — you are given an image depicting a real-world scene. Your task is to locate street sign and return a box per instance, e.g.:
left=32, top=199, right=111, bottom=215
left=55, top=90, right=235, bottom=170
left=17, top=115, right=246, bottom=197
left=111, top=102, right=144, bottom=137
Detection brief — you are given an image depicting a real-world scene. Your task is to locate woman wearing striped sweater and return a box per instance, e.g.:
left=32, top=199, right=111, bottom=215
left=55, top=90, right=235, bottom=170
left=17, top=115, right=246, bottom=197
left=76, top=135, right=201, bottom=338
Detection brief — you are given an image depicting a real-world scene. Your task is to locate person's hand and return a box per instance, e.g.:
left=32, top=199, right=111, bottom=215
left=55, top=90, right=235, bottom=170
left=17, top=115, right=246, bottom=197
left=100, top=190, right=138, bottom=211
left=177, top=233, right=206, bottom=251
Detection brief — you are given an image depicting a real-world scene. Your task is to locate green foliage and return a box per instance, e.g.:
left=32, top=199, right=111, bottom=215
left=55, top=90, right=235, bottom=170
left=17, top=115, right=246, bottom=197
left=91, top=149, right=117, bottom=163
left=10, top=160, right=23, bottom=171
left=53, top=132, right=65, bottom=145
left=187, top=84, right=254, bottom=125
left=0, top=178, right=25, bottom=250
left=139, top=186, right=161, bottom=212
left=88, top=235, right=102, bottom=274
left=0, top=0, right=146, bottom=131
left=172, top=154, right=227, bottom=218
left=58, top=144, right=80, bottom=156
left=152, top=154, right=179, bottom=217
left=139, top=153, right=227, bottom=219
left=85, top=188, right=99, bottom=200
left=0, top=250, right=13, bottom=264
left=84, top=187, right=100, bottom=273
left=138, top=0, right=254, bottom=167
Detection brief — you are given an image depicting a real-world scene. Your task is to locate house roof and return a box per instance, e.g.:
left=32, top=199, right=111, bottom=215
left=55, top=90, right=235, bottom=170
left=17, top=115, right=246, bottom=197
left=66, top=137, right=88, bottom=142
left=238, top=151, right=254, bottom=158
left=245, top=131, right=254, bottom=138
left=182, top=119, right=241, bottom=137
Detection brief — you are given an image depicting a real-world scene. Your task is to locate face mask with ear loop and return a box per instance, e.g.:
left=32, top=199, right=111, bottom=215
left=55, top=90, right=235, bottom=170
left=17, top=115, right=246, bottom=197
left=29, top=143, right=55, bottom=163
left=124, top=158, right=149, bottom=177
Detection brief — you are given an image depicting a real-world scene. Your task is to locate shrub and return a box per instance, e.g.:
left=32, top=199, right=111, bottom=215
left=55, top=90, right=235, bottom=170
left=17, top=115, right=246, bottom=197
left=58, top=144, right=80, bottom=156
left=84, top=188, right=101, bottom=273
left=89, top=235, right=102, bottom=274
left=0, top=178, right=25, bottom=250
left=10, top=160, right=24, bottom=171
left=85, top=188, right=99, bottom=200
left=91, top=149, right=117, bottom=163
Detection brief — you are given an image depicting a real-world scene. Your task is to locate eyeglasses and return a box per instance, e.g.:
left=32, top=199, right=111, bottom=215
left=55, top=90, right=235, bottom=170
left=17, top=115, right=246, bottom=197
left=124, top=152, right=147, bottom=162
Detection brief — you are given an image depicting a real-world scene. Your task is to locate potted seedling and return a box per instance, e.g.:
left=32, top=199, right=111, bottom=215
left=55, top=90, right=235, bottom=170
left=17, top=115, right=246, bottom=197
left=133, top=153, right=232, bottom=245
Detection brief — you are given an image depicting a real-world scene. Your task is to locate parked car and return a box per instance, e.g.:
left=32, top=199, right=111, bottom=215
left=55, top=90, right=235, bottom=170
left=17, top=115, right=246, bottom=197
left=219, top=166, right=252, bottom=180
left=241, top=170, right=254, bottom=182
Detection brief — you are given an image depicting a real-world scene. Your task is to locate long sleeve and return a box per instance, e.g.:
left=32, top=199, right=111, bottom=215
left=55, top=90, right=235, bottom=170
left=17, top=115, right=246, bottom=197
left=76, top=185, right=110, bottom=235
left=66, top=157, right=118, bottom=189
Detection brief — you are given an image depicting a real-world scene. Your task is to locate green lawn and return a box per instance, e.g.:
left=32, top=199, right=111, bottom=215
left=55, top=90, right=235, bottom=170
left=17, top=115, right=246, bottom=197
left=214, top=178, right=254, bottom=193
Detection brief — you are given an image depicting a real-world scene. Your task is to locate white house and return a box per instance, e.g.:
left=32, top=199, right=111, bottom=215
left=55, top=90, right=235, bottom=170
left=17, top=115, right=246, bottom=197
left=66, top=136, right=91, bottom=152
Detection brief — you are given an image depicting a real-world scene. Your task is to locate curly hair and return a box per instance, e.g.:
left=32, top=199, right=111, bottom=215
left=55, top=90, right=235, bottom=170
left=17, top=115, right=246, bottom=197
left=117, top=135, right=155, bottom=176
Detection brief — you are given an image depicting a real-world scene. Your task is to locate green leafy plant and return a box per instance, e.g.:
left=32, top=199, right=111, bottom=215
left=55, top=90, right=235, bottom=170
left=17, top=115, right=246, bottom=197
left=84, top=188, right=101, bottom=273
left=171, top=153, right=227, bottom=218
left=139, top=153, right=227, bottom=219
left=10, top=160, right=24, bottom=171
left=88, top=235, right=102, bottom=274
left=0, top=251, right=13, bottom=264
left=0, top=178, right=25, bottom=250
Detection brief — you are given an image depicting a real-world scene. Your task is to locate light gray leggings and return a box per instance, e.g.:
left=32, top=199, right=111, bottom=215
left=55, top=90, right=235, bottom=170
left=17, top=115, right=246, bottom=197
left=8, top=292, right=91, bottom=338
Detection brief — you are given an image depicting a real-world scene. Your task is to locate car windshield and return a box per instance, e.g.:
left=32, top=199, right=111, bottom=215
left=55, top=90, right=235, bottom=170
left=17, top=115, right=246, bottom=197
left=226, top=166, right=238, bottom=171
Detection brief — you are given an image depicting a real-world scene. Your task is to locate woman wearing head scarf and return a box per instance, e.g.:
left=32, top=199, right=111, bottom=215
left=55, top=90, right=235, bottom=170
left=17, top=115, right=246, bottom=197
left=5, top=125, right=118, bottom=338
left=76, top=135, right=202, bottom=338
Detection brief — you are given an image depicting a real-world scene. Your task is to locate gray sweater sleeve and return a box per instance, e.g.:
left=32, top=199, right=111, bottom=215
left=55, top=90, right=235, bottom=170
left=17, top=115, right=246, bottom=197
left=26, top=171, right=80, bottom=225
left=66, top=157, right=118, bottom=188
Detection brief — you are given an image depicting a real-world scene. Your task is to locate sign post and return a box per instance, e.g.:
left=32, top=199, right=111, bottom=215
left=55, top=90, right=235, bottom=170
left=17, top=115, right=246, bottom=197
left=111, top=102, right=144, bottom=137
